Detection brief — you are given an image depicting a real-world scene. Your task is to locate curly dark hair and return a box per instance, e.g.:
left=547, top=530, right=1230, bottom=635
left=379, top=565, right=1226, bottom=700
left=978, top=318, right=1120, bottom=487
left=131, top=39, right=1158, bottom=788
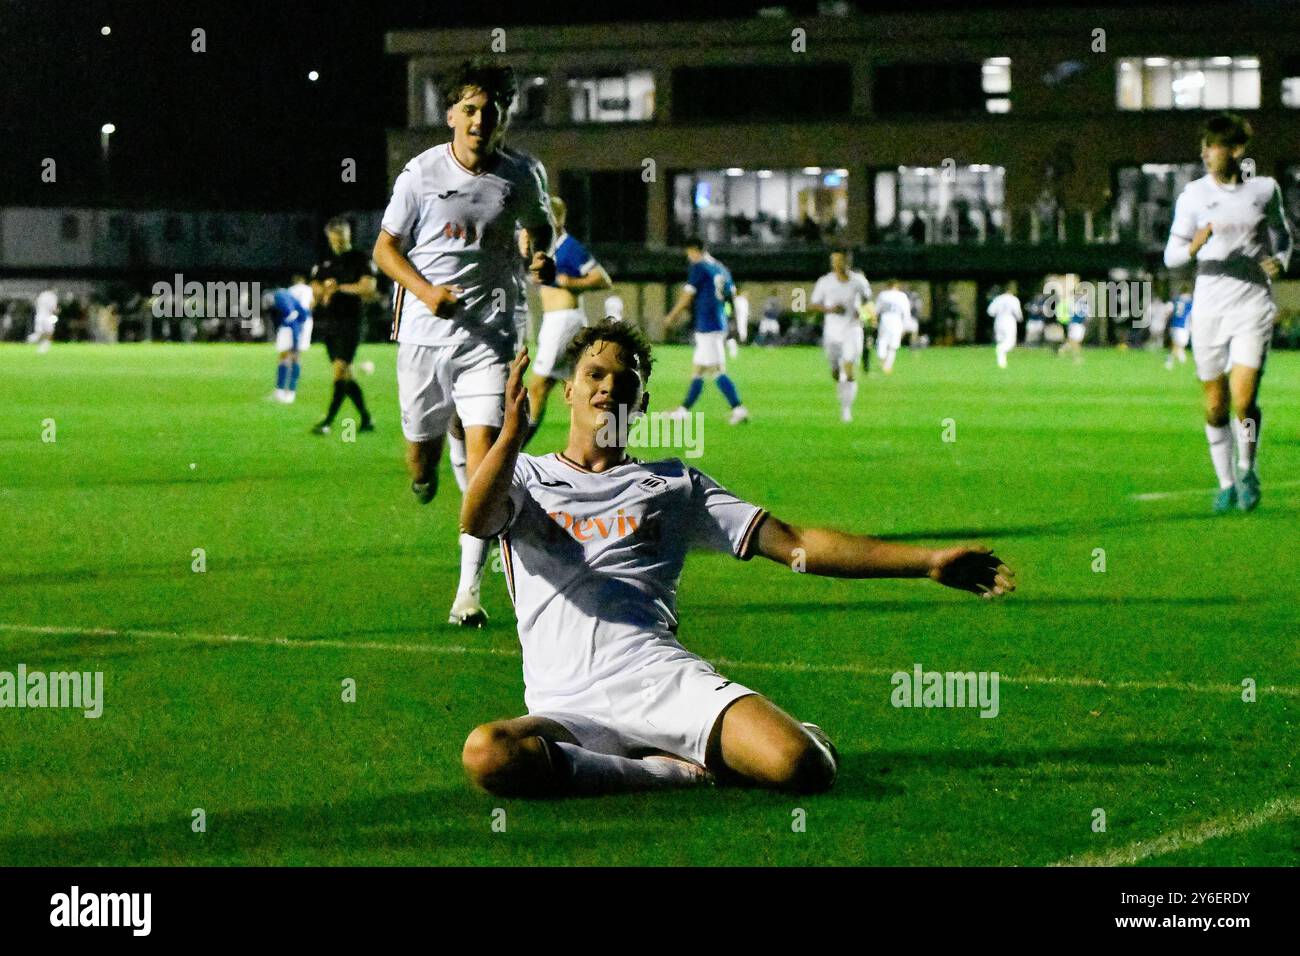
left=440, top=58, right=518, bottom=112
left=562, top=319, right=654, bottom=383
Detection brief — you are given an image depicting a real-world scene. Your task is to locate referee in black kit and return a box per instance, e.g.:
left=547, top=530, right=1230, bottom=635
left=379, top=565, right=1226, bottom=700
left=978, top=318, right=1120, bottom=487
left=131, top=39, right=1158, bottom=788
left=311, top=217, right=377, bottom=434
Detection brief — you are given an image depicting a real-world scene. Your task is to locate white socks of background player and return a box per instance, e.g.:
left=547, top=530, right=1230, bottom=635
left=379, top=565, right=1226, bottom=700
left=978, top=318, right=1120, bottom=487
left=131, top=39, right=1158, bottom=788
left=1205, top=423, right=1235, bottom=489
left=447, top=432, right=469, bottom=493
left=446, top=431, right=488, bottom=599
left=552, top=742, right=706, bottom=794
left=1232, top=412, right=1260, bottom=474
left=836, top=376, right=857, bottom=416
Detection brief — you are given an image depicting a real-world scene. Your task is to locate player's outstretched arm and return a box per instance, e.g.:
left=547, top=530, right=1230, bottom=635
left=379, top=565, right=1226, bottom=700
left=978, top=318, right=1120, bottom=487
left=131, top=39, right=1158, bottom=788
left=753, top=515, right=1015, bottom=599
left=460, top=349, right=531, bottom=539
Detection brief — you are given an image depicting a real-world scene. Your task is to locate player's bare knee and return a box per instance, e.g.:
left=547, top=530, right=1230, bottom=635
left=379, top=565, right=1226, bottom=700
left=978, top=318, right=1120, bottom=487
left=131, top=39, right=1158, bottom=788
left=768, top=736, right=836, bottom=793
left=461, top=724, right=516, bottom=791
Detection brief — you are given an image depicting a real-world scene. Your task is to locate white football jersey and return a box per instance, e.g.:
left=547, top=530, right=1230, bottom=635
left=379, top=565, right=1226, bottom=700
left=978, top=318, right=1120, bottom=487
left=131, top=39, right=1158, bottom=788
left=875, top=289, right=912, bottom=322
left=812, top=271, right=872, bottom=340
left=35, top=290, right=58, bottom=318
left=288, top=282, right=313, bottom=314
left=498, top=452, right=767, bottom=711
left=1164, top=174, right=1293, bottom=320
left=987, top=293, right=1022, bottom=322
left=381, top=143, right=552, bottom=354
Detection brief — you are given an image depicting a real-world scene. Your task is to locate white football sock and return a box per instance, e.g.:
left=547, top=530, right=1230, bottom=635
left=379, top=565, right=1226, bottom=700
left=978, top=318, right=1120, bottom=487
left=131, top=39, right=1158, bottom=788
left=1233, top=413, right=1259, bottom=473
left=447, top=433, right=468, bottom=493
left=553, top=742, right=705, bottom=794
left=836, top=378, right=857, bottom=414
left=457, top=532, right=489, bottom=598
left=1205, top=423, right=1235, bottom=489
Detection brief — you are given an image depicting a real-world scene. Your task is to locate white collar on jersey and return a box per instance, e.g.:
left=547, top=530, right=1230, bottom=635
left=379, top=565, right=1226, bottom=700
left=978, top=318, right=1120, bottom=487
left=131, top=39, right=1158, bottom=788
left=555, top=451, right=636, bottom=474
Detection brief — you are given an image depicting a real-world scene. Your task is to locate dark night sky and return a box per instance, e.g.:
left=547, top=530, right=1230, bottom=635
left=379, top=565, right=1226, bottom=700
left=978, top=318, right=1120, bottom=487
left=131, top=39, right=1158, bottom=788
left=1, top=0, right=1217, bottom=215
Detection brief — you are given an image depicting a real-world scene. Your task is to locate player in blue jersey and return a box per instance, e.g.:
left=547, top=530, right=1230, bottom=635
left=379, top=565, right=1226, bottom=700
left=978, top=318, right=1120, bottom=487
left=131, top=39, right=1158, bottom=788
left=271, top=276, right=313, bottom=404
left=663, top=237, right=750, bottom=425
left=1168, top=286, right=1193, bottom=370
left=524, top=196, right=612, bottom=445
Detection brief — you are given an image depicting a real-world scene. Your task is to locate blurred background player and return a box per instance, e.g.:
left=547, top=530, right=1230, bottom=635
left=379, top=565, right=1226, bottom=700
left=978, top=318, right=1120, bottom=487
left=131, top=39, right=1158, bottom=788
left=1163, top=113, right=1292, bottom=513
left=756, top=289, right=782, bottom=346
left=271, top=276, right=313, bottom=403
left=1143, top=287, right=1172, bottom=356
left=311, top=218, right=377, bottom=434
left=732, top=290, right=750, bottom=345
left=874, top=280, right=911, bottom=374
left=1025, top=287, right=1047, bottom=346
left=808, top=249, right=872, bottom=422
left=1058, top=288, right=1088, bottom=363
left=664, top=237, right=749, bottom=424
left=373, top=58, right=554, bottom=627
left=1167, top=285, right=1193, bottom=370
left=27, top=289, right=59, bottom=354
left=524, top=195, right=611, bottom=444
left=988, top=281, right=1022, bottom=369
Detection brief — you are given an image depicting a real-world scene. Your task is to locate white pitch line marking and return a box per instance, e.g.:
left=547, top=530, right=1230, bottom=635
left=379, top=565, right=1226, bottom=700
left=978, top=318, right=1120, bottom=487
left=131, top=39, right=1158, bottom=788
left=1051, top=795, right=1300, bottom=867
left=1131, top=479, right=1300, bottom=502
left=1, top=623, right=1296, bottom=697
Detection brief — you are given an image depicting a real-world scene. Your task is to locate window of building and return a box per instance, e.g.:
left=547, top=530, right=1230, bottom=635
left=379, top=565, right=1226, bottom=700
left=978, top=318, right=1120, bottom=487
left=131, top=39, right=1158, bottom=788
left=672, top=65, right=852, bottom=120
left=983, top=57, right=1011, bottom=112
left=510, top=75, right=548, bottom=125
left=568, top=71, right=654, bottom=123
left=421, top=75, right=442, bottom=127
left=1281, top=56, right=1300, bottom=107
left=557, top=170, right=647, bottom=244
left=874, top=62, right=985, bottom=115
left=1113, top=163, right=1202, bottom=245
left=671, top=167, right=849, bottom=246
left=1116, top=56, right=1260, bottom=110
left=873, top=165, right=1005, bottom=244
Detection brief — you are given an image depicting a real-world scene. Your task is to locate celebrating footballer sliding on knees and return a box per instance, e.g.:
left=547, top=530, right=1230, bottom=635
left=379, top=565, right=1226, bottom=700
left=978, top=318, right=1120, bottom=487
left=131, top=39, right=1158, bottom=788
left=457, top=320, right=1015, bottom=798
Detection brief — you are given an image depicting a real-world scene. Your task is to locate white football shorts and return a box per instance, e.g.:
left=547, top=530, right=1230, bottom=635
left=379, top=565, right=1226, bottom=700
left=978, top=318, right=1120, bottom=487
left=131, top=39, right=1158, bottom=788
left=823, top=322, right=865, bottom=369
left=397, top=339, right=508, bottom=441
left=275, top=318, right=313, bottom=353
left=532, top=308, right=587, bottom=380
left=994, top=316, right=1018, bottom=349
left=1067, top=321, right=1086, bottom=343
left=530, top=653, right=757, bottom=767
left=876, top=315, right=903, bottom=358
left=692, top=331, right=728, bottom=371
left=1171, top=326, right=1190, bottom=348
left=1191, top=307, right=1272, bottom=381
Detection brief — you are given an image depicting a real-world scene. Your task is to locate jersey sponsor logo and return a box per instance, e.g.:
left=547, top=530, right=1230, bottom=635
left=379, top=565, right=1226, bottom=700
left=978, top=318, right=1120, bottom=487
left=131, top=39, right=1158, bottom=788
left=441, top=221, right=479, bottom=243
left=547, top=508, right=639, bottom=542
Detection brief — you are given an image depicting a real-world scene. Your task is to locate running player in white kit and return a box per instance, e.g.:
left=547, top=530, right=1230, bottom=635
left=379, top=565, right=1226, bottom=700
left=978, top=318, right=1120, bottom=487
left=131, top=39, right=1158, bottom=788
left=987, top=282, right=1022, bottom=369
left=373, top=59, right=555, bottom=627
left=808, top=249, right=872, bottom=421
left=457, top=321, right=1014, bottom=797
left=524, top=195, right=612, bottom=444
left=28, top=289, right=59, bottom=354
left=874, top=280, right=911, bottom=374
left=1163, top=114, right=1292, bottom=513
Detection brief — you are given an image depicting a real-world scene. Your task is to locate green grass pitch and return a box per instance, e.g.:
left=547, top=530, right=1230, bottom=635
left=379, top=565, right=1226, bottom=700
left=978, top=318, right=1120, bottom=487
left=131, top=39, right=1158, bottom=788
left=1, top=340, right=1297, bottom=866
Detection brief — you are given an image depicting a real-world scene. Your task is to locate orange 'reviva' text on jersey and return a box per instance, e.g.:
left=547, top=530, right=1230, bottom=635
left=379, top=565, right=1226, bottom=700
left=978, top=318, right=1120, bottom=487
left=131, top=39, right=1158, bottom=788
left=548, top=509, right=639, bottom=542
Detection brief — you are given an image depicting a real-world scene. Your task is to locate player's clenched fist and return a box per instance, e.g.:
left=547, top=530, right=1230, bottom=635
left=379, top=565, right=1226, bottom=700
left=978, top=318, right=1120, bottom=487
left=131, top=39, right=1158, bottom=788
left=422, top=283, right=463, bottom=317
